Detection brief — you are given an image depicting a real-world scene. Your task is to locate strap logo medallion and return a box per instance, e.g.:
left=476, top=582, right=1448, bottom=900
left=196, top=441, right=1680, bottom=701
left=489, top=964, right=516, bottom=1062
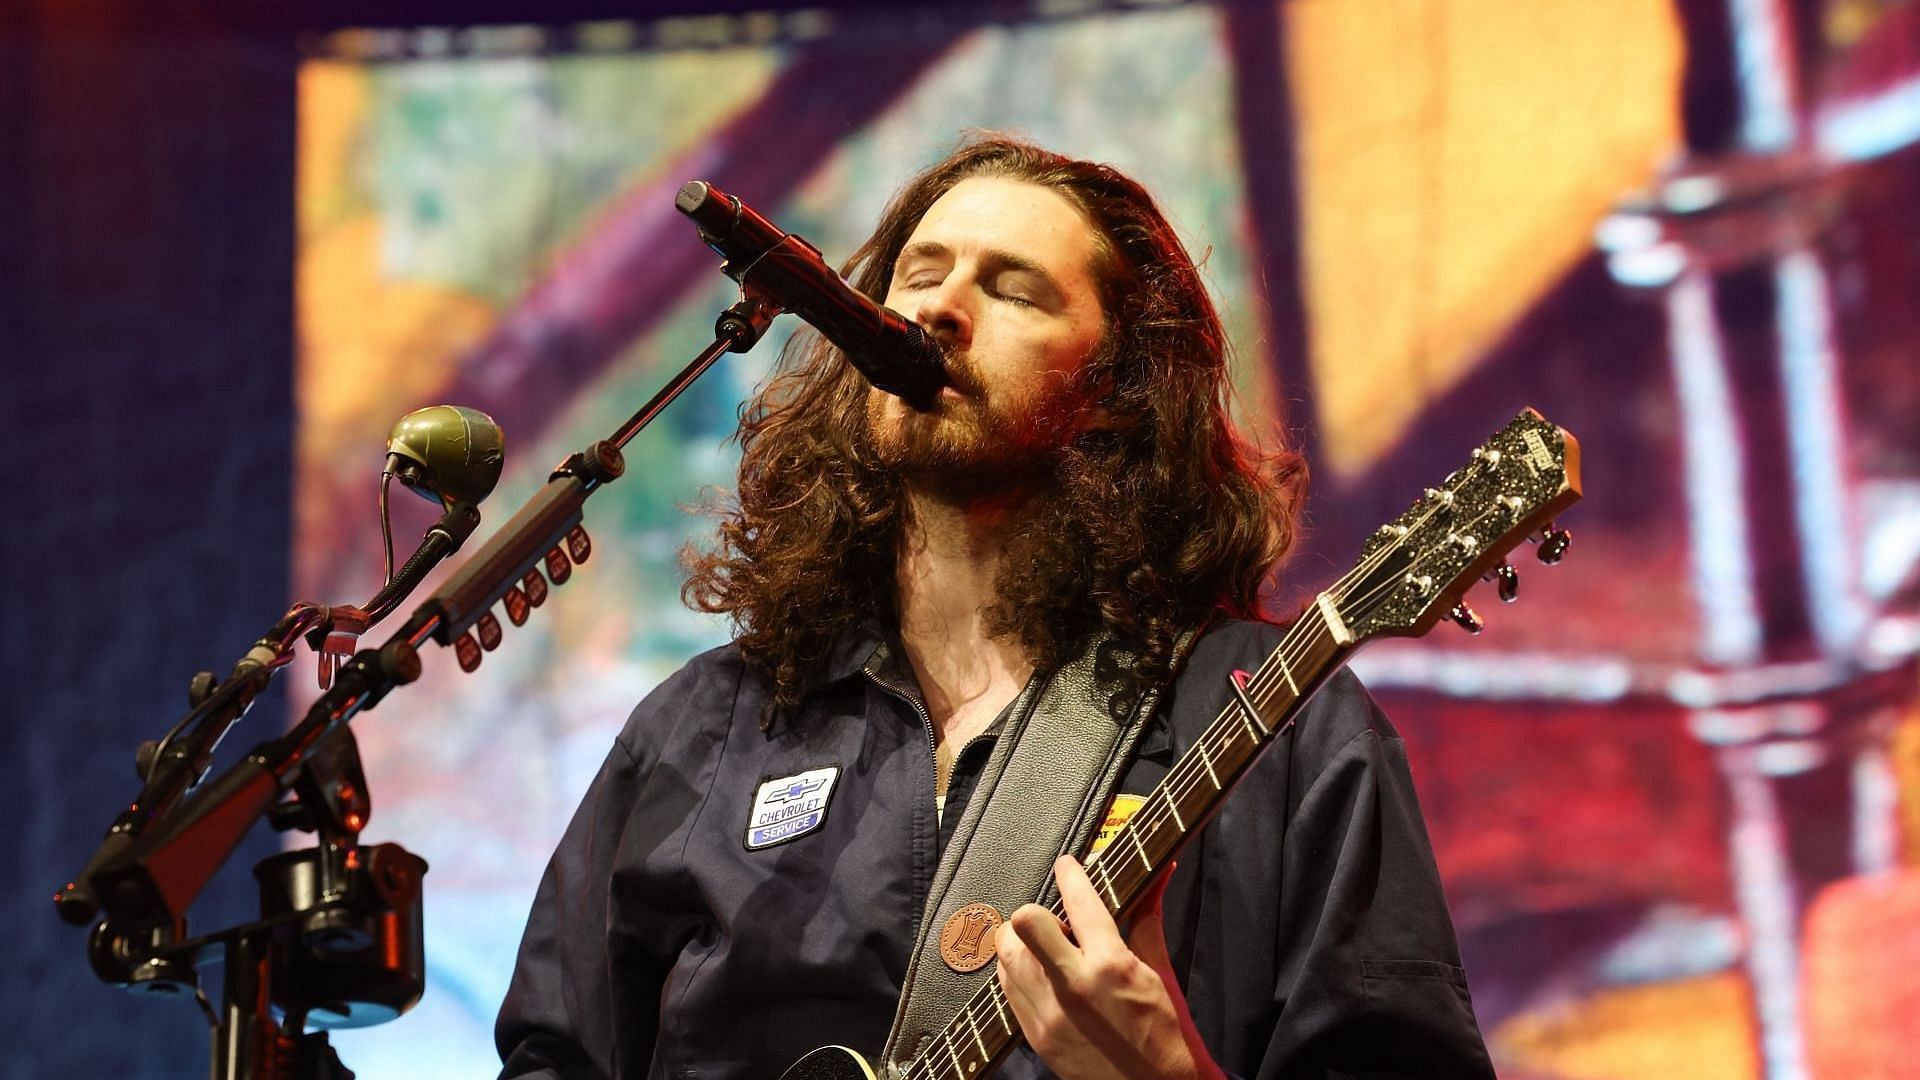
left=938, top=902, right=1004, bottom=973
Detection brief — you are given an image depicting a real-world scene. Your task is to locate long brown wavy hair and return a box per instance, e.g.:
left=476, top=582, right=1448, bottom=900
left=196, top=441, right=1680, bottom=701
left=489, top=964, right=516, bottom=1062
left=684, top=136, right=1306, bottom=722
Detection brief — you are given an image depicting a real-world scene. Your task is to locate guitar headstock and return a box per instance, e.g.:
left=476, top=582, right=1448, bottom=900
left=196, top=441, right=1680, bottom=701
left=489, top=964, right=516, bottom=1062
left=1333, top=408, right=1582, bottom=641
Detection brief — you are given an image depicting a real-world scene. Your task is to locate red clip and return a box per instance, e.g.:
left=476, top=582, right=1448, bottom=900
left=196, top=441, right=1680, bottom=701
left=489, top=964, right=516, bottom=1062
left=316, top=606, right=370, bottom=690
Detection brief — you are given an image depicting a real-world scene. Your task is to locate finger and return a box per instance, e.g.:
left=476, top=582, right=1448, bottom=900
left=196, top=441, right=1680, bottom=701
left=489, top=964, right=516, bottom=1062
left=995, top=942, right=1057, bottom=1054
left=1006, top=901, right=1082, bottom=975
left=1051, top=855, right=1124, bottom=952
left=995, top=925, right=1048, bottom=1017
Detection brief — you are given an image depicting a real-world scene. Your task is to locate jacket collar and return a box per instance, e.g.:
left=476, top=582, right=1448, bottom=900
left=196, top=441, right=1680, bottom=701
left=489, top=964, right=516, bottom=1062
left=752, top=621, right=906, bottom=738
left=816, top=618, right=895, bottom=689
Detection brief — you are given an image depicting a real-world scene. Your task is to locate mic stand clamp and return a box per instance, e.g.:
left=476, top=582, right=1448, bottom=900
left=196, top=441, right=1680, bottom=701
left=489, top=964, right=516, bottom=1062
left=716, top=287, right=780, bottom=353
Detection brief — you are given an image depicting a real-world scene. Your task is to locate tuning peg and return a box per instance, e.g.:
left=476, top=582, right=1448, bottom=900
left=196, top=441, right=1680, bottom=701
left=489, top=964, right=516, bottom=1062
left=134, top=739, right=161, bottom=781
left=1493, top=562, right=1519, bottom=603
left=1535, top=525, right=1572, bottom=565
left=1448, top=601, right=1484, bottom=634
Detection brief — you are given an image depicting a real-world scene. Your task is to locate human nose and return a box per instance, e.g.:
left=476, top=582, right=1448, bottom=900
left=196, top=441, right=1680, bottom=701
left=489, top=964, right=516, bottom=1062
left=911, top=272, right=973, bottom=352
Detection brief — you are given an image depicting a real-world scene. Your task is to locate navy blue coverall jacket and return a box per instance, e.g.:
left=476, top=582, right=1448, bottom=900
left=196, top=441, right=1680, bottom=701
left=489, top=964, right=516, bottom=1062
left=496, top=619, right=1493, bottom=1078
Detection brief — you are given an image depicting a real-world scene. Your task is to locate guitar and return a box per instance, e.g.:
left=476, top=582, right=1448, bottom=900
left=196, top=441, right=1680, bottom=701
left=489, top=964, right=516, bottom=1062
left=780, top=407, right=1582, bottom=1080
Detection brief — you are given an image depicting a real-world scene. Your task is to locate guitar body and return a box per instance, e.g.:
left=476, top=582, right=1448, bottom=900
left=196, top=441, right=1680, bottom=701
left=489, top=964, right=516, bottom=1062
left=779, top=1045, right=879, bottom=1080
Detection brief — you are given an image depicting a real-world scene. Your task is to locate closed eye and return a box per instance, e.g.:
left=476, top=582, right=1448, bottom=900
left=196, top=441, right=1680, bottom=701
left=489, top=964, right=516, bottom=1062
left=990, top=268, right=1051, bottom=311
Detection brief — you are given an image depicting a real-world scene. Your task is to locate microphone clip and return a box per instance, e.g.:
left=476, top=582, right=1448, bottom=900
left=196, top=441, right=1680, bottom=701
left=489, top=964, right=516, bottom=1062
left=305, top=605, right=371, bottom=691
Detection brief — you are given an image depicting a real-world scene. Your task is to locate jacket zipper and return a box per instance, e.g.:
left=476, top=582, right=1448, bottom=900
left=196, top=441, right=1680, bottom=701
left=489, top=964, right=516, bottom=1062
left=861, top=662, right=1002, bottom=801
left=863, top=660, right=938, bottom=768
left=864, top=657, right=1013, bottom=822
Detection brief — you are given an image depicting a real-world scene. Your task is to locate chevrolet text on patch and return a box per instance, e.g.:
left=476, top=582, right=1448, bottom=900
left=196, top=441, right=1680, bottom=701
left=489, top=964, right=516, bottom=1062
left=744, top=766, right=841, bottom=850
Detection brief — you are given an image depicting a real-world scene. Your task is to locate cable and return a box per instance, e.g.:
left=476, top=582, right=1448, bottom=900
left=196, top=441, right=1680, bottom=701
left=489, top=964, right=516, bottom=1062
left=379, top=469, right=397, bottom=587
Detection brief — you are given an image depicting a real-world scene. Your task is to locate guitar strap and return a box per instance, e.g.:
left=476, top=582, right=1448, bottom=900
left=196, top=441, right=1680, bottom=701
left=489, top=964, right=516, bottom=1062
left=878, top=626, right=1201, bottom=1074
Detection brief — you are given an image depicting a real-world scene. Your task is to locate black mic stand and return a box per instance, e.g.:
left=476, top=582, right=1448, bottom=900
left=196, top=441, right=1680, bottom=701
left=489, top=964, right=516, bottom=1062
left=61, top=287, right=782, bottom=1079
left=68, top=500, right=479, bottom=1080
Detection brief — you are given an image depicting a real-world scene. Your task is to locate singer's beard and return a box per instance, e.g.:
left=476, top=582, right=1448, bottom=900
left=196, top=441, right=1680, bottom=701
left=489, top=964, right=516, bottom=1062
left=866, top=367, right=1089, bottom=501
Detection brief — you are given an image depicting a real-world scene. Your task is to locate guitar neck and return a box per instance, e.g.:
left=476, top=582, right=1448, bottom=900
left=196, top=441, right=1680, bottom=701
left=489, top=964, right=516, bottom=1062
left=900, top=608, right=1353, bottom=1080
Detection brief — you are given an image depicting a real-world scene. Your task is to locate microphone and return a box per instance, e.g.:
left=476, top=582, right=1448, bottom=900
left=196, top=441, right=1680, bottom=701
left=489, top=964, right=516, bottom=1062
left=385, top=405, right=505, bottom=511
left=675, top=179, right=948, bottom=410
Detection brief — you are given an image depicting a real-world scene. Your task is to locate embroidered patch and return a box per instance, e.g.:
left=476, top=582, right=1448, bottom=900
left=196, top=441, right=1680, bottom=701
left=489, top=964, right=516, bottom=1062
left=1090, top=794, right=1146, bottom=854
left=744, top=766, right=841, bottom=850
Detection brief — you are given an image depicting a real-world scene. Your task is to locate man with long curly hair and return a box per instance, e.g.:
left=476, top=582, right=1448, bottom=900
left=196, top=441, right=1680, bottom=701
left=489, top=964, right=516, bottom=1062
left=498, top=137, right=1491, bottom=1079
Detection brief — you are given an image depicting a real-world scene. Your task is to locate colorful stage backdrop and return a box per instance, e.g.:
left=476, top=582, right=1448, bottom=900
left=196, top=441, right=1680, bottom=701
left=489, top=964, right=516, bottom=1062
left=291, top=3, right=1920, bottom=1077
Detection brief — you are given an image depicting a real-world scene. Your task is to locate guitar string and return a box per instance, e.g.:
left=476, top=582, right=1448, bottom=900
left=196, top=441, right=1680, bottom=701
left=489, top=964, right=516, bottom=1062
left=1064, top=492, right=1517, bottom=886
left=906, top=472, right=1529, bottom=1079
